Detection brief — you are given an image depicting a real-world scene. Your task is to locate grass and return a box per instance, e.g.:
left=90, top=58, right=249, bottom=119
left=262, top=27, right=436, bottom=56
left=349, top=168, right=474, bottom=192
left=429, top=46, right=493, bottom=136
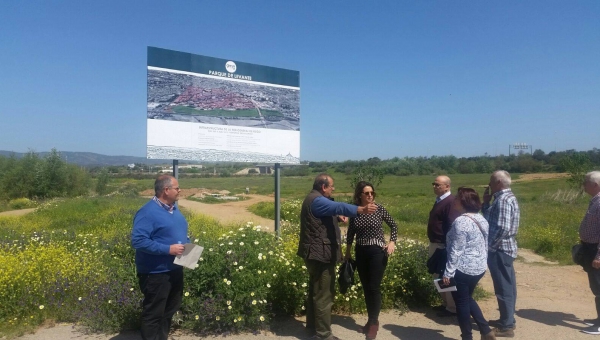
left=71, top=173, right=592, bottom=263
left=238, top=172, right=587, bottom=263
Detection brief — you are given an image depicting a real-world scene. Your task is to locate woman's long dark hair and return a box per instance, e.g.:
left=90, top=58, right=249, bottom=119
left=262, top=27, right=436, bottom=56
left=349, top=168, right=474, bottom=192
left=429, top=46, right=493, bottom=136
left=353, top=181, right=376, bottom=205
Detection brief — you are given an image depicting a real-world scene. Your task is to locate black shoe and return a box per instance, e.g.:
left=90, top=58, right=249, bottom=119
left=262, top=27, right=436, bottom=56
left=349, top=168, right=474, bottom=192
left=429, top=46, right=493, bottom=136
left=436, top=309, right=457, bottom=317
left=488, top=319, right=516, bottom=330
left=583, top=318, right=600, bottom=326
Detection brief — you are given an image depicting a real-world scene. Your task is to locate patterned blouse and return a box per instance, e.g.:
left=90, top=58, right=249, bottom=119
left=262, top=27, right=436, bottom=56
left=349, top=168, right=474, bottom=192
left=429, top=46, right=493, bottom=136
left=444, top=213, right=489, bottom=278
left=347, top=203, right=398, bottom=248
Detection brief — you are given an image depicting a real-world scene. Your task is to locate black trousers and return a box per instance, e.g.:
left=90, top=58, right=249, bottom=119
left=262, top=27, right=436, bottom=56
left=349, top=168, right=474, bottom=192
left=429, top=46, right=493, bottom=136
left=582, top=242, right=600, bottom=319
left=355, top=245, right=388, bottom=323
left=138, top=268, right=184, bottom=340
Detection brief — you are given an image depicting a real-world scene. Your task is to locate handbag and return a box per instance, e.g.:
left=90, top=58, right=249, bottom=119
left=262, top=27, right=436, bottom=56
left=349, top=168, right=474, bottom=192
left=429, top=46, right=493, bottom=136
left=338, top=258, right=356, bottom=294
left=572, top=243, right=585, bottom=266
left=426, top=247, right=447, bottom=275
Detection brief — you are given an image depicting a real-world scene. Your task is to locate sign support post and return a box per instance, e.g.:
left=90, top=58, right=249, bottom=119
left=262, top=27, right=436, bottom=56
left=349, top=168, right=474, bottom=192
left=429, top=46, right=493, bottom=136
left=274, top=163, right=281, bottom=238
left=173, top=159, right=179, bottom=208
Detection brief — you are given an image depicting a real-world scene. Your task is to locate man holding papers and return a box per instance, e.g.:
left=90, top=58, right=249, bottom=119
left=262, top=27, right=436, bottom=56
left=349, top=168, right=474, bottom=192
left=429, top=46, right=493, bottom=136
left=132, top=175, right=189, bottom=340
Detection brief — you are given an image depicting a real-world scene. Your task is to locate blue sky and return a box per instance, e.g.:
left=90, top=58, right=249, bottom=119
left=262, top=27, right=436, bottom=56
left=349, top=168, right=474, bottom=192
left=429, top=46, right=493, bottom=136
left=1, top=1, right=598, bottom=161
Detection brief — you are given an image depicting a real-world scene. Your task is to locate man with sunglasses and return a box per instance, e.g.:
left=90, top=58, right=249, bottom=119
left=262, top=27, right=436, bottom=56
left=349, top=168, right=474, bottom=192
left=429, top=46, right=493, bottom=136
left=297, top=173, right=377, bottom=340
left=132, top=175, right=189, bottom=340
left=428, top=175, right=460, bottom=317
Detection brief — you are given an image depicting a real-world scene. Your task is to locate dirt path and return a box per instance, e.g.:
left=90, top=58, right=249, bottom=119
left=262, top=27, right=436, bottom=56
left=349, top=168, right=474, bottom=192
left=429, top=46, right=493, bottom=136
left=177, top=195, right=275, bottom=231
left=13, top=193, right=600, bottom=339
left=0, top=208, right=36, bottom=217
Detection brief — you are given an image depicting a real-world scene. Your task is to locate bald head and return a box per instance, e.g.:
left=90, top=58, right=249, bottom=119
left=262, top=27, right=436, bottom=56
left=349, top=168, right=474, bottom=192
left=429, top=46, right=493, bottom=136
left=437, top=176, right=451, bottom=186
left=433, top=176, right=451, bottom=196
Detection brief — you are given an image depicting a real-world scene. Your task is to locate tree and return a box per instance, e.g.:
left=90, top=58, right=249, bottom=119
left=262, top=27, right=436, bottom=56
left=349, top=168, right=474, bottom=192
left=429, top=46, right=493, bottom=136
left=37, top=148, right=67, bottom=197
left=350, top=165, right=384, bottom=190
left=560, top=153, right=592, bottom=188
left=95, top=168, right=110, bottom=195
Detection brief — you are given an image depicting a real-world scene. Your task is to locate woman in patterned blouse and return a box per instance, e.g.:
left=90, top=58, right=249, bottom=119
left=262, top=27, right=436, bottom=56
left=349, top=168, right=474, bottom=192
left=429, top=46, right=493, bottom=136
left=442, top=187, right=495, bottom=340
left=344, top=181, right=398, bottom=340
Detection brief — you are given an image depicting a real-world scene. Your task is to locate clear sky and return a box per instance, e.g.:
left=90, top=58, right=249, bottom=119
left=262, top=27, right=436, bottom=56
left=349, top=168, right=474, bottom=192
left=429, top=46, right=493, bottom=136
left=1, top=1, right=598, bottom=161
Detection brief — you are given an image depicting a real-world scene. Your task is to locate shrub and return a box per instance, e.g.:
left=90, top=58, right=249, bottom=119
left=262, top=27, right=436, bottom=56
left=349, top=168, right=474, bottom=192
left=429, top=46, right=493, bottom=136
left=0, top=197, right=439, bottom=336
left=8, top=198, right=36, bottom=210
left=247, top=199, right=302, bottom=225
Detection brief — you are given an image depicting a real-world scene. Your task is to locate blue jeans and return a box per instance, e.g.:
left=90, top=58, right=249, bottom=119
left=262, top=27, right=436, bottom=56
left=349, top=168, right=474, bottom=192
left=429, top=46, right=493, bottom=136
left=487, top=251, right=517, bottom=329
left=451, top=270, right=491, bottom=340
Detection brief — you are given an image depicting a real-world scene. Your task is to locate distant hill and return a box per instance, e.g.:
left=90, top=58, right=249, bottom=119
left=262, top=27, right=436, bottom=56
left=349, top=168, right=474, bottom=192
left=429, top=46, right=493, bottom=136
left=0, top=150, right=177, bottom=167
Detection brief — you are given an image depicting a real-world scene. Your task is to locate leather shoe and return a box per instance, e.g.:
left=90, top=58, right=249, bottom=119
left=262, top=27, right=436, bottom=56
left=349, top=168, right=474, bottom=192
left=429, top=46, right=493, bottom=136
left=492, top=327, right=515, bottom=338
left=488, top=320, right=516, bottom=330
left=436, top=309, right=457, bottom=317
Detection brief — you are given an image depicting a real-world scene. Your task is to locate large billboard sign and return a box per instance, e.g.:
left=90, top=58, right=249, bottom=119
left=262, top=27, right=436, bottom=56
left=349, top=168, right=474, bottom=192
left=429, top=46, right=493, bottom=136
left=147, top=47, right=300, bottom=164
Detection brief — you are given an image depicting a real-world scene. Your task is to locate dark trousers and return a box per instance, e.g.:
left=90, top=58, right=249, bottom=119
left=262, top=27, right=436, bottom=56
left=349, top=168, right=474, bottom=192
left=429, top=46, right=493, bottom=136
left=451, top=270, right=491, bottom=340
left=138, top=268, right=184, bottom=340
left=587, top=268, right=600, bottom=319
left=356, top=245, right=388, bottom=323
left=487, top=251, right=517, bottom=329
left=582, top=242, right=600, bottom=319
left=305, top=259, right=336, bottom=339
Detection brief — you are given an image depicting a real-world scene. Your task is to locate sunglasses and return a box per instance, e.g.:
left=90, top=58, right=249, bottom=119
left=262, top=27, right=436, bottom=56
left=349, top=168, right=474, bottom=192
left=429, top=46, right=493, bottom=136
left=432, top=183, right=443, bottom=187
left=362, top=191, right=374, bottom=196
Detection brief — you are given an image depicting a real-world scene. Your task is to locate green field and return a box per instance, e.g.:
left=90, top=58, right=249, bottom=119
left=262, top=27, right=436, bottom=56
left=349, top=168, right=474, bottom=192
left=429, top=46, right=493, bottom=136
left=131, top=172, right=586, bottom=263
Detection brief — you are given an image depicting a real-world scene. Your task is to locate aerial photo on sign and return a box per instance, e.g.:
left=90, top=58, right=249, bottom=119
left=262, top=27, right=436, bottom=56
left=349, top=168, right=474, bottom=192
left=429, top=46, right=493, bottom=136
left=147, top=70, right=299, bottom=131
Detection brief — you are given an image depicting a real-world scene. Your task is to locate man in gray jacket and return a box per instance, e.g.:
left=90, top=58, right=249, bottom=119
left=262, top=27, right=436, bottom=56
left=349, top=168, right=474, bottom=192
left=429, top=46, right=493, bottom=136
left=297, top=173, right=377, bottom=340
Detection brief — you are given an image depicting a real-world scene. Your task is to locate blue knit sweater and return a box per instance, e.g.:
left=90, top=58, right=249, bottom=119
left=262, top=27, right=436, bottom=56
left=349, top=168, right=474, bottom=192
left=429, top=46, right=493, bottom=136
left=131, top=200, right=189, bottom=274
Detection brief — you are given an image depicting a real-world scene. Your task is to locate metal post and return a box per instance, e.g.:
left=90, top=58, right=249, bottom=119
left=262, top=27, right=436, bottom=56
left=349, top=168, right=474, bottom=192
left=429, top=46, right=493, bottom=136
left=274, top=163, right=281, bottom=239
left=173, top=159, right=179, bottom=179
left=173, top=160, right=179, bottom=208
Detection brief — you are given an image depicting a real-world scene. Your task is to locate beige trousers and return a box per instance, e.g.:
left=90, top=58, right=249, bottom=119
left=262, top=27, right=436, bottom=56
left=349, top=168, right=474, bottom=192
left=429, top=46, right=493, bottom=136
left=428, top=242, right=456, bottom=313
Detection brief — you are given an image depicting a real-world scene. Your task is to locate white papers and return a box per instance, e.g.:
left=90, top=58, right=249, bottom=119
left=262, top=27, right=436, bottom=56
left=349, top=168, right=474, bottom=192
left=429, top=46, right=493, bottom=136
left=434, top=278, right=457, bottom=292
left=173, top=243, right=204, bottom=270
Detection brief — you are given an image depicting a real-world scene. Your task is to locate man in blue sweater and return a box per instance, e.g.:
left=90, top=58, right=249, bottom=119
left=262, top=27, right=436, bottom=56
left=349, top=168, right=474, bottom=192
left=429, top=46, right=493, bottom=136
left=132, top=175, right=189, bottom=340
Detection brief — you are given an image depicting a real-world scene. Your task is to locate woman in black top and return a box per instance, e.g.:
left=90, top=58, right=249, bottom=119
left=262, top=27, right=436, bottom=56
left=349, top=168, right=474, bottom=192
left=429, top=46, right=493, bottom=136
left=344, top=181, right=398, bottom=340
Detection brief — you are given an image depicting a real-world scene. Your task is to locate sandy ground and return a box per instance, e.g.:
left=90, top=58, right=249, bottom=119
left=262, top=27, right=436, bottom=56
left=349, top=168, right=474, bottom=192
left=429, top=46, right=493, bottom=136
left=6, top=188, right=600, bottom=339
left=0, top=208, right=36, bottom=217
left=177, top=195, right=275, bottom=232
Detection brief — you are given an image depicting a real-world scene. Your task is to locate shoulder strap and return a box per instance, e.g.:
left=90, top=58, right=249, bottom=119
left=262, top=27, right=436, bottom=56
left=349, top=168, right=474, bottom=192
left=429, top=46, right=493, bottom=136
left=465, top=214, right=485, bottom=236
